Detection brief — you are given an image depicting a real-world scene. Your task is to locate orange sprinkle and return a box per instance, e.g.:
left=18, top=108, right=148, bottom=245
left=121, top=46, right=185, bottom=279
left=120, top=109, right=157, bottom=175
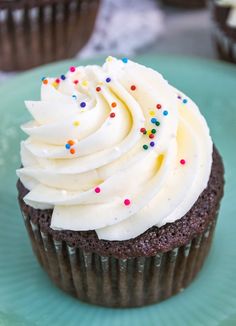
left=111, top=102, right=117, bottom=108
left=70, top=148, right=75, bottom=154
left=68, top=140, right=75, bottom=146
left=43, top=79, right=48, bottom=85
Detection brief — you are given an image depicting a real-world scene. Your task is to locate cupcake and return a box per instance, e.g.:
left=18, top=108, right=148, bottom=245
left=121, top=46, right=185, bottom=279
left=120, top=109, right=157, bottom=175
left=0, top=0, right=100, bottom=72
left=16, top=57, right=224, bottom=307
left=211, top=0, right=236, bottom=63
left=161, top=0, right=206, bottom=8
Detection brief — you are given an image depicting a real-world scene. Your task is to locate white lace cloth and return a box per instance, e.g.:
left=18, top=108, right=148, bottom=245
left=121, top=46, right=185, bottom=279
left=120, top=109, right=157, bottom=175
left=79, top=0, right=163, bottom=58
left=0, top=0, right=163, bottom=81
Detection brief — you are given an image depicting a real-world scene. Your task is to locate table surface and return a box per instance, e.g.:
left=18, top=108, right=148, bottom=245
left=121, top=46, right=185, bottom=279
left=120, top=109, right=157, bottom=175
left=142, top=7, right=216, bottom=59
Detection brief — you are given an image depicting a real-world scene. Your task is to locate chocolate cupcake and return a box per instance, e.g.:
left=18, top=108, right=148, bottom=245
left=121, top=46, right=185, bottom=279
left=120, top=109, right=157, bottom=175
left=211, top=1, right=236, bottom=63
left=161, top=0, right=206, bottom=8
left=16, top=57, right=224, bottom=307
left=0, top=0, right=100, bottom=71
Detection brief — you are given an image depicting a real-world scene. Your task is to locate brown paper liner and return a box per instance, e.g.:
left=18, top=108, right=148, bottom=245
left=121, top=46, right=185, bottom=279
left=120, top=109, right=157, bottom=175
left=0, top=0, right=100, bottom=71
left=210, top=2, right=236, bottom=64
left=161, top=0, right=206, bottom=8
left=22, top=211, right=218, bottom=308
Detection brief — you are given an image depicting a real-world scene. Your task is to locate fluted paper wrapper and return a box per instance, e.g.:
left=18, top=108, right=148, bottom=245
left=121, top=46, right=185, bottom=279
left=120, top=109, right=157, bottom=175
left=21, top=212, right=218, bottom=308
left=0, top=0, right=100, bottom=71
left=210, top=2, right=236, bottom=64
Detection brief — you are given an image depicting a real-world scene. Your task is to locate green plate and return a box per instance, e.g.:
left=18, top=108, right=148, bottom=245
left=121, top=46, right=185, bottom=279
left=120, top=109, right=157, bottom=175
left=0, top=55, right=235, bottom=326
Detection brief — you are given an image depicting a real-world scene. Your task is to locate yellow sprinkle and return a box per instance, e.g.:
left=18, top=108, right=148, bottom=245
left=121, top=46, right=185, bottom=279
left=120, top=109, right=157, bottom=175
left=147, top=130, right=152, bottom=135
left=149, top=110, right=155, bottom=116
left=106, top=56, right=113, bottom=62
left=82, top=80, right=88, bottom=86
left=52, top=82, right=58, bottom=88
left=98, top=81, right=104, bottom=86
left=73, top=121, right=80, bottom=127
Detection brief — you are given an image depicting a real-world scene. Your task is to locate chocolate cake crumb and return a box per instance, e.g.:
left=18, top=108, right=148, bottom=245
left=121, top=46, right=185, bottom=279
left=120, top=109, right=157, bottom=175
left=17, top=147, right=224, bottom=259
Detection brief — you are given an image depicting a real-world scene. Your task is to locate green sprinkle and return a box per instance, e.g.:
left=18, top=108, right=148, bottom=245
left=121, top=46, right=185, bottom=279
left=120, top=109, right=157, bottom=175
left=155, top=121, right=160, bottom=126
left=143, top=144, right=148, bottom=150
left=151, top=129, right=156, bottom=134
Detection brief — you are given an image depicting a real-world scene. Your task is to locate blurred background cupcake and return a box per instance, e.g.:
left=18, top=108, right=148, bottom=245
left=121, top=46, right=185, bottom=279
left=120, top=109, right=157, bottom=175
left=211, top=0, right=236, bottom=63
left=160, top=0, right=206, bottom=9
left=0, top=0, right=100, bottom=71
left=0, top=0, right=235, bottom=76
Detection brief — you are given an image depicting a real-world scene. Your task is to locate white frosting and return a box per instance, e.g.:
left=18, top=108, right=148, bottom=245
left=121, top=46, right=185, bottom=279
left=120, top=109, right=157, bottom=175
left=216, top=0, right=236, bottom=27
left=17, top=57, right=213, bottom=241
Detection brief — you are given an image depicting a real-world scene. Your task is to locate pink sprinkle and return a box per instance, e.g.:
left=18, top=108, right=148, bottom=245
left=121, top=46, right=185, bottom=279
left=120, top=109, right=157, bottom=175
left=124, top=199, right=131, bottom=206
left=180, top=159, right=186, bottom=165
left=70, top=66, right=76, bottom=72
left=95, top=187, right=101, bottom=193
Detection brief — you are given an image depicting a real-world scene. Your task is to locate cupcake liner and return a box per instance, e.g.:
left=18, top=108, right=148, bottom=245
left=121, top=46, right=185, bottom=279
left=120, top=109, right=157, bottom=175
left=22, top=211, right=218, bottom=308
left=161, top=0, right=206, bottom=8
left=0, top=0, right=100, bottom=71
left=213, top=27, right=236, bottom=63
left=210, top=2, right=236, bottom=63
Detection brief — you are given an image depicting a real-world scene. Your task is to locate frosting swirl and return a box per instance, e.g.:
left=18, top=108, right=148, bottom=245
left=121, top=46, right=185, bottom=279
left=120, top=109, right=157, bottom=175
left=17, top=57, right=212, bottom=241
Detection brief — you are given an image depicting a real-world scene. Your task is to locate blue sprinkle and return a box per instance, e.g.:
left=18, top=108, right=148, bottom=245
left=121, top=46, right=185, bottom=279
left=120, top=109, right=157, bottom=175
left=61, top=75, right=66, bottom=80
left=80, top=102, right=86, bottom=108
left=163, top=110, right=168, bottom=116
left=183, top=98, right=188, bottom=104
left=106, top=77, right=111, bottom=83
left=151, top=118, right=157, bottom=124
left=65, top=143, right=70, bottom=149
left=150, top=142, right=155, bottom=147
left=122, top=58, right=128, bottom=63
left=72, top=95, right=77, bottom=100
left=41, top=77, right=46, bottom=81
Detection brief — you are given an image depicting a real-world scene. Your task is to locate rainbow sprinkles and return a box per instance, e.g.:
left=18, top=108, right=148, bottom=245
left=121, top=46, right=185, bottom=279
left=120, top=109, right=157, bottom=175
left=16, top=56, right=212, bottom=241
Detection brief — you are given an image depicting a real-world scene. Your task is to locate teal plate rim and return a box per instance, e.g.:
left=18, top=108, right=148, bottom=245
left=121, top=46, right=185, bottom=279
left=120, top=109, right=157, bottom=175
left=0, top=55, right=235, bottom=326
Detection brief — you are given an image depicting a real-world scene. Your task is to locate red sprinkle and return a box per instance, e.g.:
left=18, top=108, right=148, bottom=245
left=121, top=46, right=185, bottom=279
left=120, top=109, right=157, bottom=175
left=156, top=104, right=162, bottom=109
left=140, top=127, right=146, bottom=133
left=70, top=66, right=76, bottom=72
left=180, top=159, right=186, bottom=165
left=111, top=102, right=117, bottom=108
left=55, top=78, right=60, bottom=84
left=110, top=112, right=116, bottom=118
left=95, top=187, right=101, bottom=193
left=96, top=86, right=101, bottom=92
left=124, top=199, right=131, bottom=206
left=130, top=85, right=136, bottom=91
left=149, top=134, right=155, bottom=139
left=73, top=80, right=79, bottom=84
